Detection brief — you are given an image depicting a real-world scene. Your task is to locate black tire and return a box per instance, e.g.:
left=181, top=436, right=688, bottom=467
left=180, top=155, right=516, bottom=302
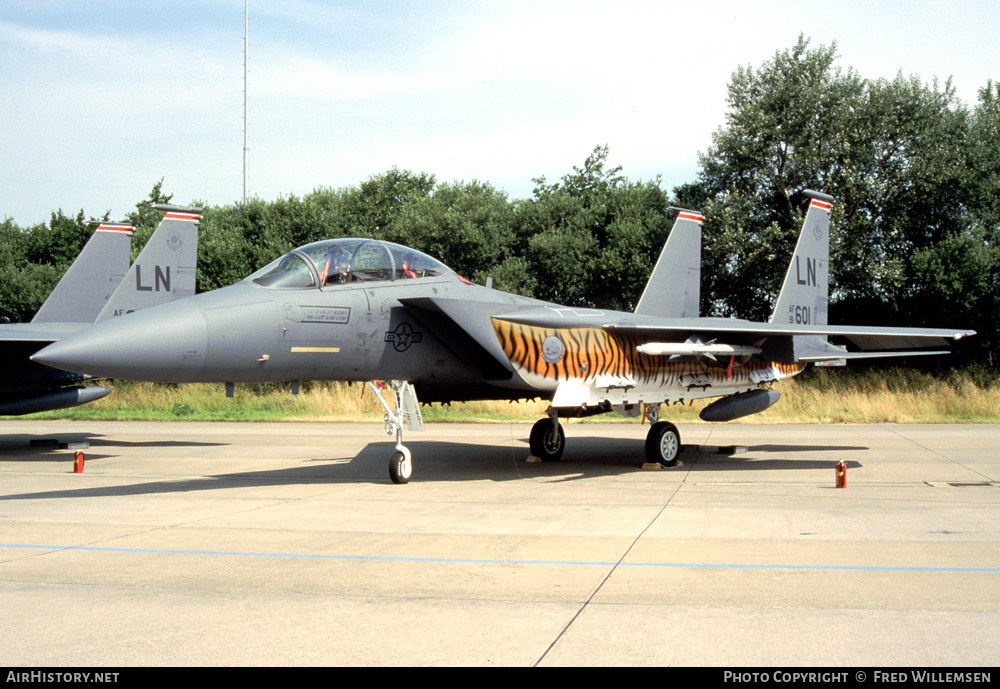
left=529, top=418, right=565, bottom=461
left=645, top=421, right=681, bottom=466
left=389, top=450, right=411, bottom=484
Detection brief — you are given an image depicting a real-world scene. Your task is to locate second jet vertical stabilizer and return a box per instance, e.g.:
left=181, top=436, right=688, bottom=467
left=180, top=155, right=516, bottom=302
left=96, top=204, right=202, bottom=322
left=30, top=223, right=134, bottom=324
left=634, top=208, right=703, bottom=319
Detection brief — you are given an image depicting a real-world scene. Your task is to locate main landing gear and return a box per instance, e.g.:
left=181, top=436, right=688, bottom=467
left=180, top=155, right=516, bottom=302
left=644, top=421, right=681, bottom=467
left=529, top=407, right=682, bottom=468
left=529, top=416, right=565, bottom=461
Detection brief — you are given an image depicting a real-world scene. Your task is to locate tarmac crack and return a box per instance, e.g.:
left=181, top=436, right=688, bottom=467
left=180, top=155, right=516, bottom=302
left=532, top=481, right=687, bottom=666
left=884, top=426, right=995, bottom=482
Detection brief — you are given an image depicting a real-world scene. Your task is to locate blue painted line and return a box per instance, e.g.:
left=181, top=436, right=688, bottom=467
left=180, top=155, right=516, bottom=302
left=3, top=543, right=999, bottom=573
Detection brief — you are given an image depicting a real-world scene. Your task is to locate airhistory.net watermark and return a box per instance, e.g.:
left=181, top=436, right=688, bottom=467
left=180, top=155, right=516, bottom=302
left=6, top=672, right=119, bottom=684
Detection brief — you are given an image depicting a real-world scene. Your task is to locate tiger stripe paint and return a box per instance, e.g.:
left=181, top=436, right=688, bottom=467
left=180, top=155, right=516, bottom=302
left=492, top=318, right=804, bottom=403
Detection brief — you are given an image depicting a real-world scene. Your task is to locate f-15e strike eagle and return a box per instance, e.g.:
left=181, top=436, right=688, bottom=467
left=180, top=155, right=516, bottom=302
left=33, top=191, right=974, bottom=483
left=0, top=206, right=200, bottom=415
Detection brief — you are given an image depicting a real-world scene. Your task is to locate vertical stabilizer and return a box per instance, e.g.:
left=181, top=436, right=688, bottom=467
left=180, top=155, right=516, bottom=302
left=771, top=190, right=844, bottom=363
left=96, top=205, right=201, bottom=322
left=31, top=223, right=134, bottom=324
left=770, top=190, right=833, bottom=326
left=634, top=208, right=703, bottom=319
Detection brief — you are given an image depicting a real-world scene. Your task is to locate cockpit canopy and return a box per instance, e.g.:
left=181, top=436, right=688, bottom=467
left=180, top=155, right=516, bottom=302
left=247, top=238, right=453, bottom=289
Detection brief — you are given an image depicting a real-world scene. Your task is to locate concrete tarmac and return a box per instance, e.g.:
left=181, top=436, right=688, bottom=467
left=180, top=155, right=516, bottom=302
left=1, top=419, right=998, bottom=667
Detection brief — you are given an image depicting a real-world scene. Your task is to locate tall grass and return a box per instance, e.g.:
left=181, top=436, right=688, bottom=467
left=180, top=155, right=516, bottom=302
left=768, top=367, right=1000, bottom=423
left=19, top=367, right=1000, bottom=423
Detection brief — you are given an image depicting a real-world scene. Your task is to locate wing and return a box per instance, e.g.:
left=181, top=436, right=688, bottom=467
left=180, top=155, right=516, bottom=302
left=494, top=307, right=974, bottom=362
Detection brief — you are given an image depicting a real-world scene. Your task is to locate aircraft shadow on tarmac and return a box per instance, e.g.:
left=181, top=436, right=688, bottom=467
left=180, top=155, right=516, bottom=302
left=746, top=444, right=870, bottom=453
left=0, top=433, right=227, bottom=462
left=680, top=442, right=868, bottom=473
left=536, top=436, right=868, bottom=476
left=0, top=435, right=869, bottom=501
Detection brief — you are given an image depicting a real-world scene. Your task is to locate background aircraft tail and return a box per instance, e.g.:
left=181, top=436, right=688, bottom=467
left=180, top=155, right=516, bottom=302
left=96, top=204, right=201, bottom=322
left=30, top=223, right=134, bottom=324
left=634, top=208, right=703, bottom=318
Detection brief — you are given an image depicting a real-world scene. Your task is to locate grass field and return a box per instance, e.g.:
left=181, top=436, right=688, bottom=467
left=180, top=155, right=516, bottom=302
left=16, top=367, right=1000, bottom=424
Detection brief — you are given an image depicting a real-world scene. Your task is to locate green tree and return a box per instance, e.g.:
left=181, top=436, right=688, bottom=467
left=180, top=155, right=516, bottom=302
left=513, top=146, right=670, bottom=309
left=195, top=202, right=257, bottom=293
left=0, top=208, right=112, bottom=322
left=0, top=218, right=57, bottom=322
left=388, top=180, right=519, bottom=286
left=686, top=34, right=992, bottom=352
left=125, top=179, right=173, bottom=262
left=340, top=168, right=436, bottom=239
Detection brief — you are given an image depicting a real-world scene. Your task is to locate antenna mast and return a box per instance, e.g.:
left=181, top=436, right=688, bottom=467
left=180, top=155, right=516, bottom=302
left=243, top=0, right=249, bottom=203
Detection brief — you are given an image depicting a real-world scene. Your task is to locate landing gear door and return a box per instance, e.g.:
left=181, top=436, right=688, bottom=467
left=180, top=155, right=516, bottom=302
left=399, top=381, right=424, bottom=432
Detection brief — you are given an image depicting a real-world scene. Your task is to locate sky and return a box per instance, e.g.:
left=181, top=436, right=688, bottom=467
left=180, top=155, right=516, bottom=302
left=2, top=0, right=998, bottom=227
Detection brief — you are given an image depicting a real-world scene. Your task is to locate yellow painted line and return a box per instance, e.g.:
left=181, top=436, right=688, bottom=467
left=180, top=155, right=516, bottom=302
left=290, top=346, right=340, bottom=353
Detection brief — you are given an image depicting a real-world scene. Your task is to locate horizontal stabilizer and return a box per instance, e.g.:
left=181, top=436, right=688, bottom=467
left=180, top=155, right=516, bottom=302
left=799, top=350, right=952, bottom=362
left=0, top=322, right=88, bottom=343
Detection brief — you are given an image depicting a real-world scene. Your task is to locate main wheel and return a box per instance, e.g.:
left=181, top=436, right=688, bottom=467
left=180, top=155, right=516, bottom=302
left=645, top=421, right=681, bottom=467
left=389, top=448, right=412, bottom=484
left=529, top=418, right=565, bottom=461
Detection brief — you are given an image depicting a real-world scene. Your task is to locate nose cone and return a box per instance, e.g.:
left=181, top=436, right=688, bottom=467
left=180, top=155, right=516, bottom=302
left=32, top=299, right=209, bottom=382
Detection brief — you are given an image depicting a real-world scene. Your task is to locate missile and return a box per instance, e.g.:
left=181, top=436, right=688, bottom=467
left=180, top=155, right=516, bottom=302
left=637, top=342, right=762, bottom=360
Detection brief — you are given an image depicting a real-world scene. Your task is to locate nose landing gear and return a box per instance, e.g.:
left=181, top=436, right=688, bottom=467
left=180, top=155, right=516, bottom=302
left=369, top=380, right=423, bottom=484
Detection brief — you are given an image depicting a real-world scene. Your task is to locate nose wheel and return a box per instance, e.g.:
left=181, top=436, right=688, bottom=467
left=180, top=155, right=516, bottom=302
left=389, top=446, right=412, bottom=484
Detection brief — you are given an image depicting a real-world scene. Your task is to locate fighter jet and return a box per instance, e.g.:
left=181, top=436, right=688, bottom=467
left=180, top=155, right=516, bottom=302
left=33, top=191, right=974, bottom=482
left=0, top=205, right=200, bottom=415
